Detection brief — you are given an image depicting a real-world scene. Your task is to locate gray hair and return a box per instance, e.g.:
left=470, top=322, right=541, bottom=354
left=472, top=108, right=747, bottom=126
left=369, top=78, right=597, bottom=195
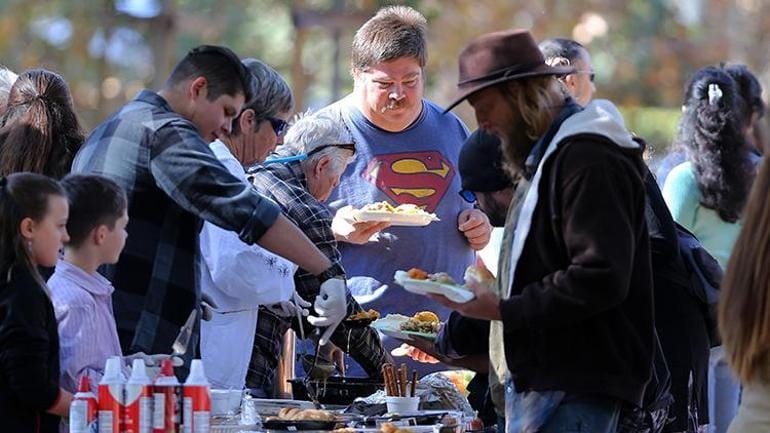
left=233, top=58, right=294, bottom=135
left=0, top=67, right=18, bottom=111
left=539, top=38, right=586, bottom=68
left=283, top=114, right=355, bottom=174
left=351, top=5, right=427, bottom=71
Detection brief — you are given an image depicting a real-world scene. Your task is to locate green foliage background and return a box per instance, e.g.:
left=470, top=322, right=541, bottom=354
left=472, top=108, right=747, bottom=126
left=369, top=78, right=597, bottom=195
left=0, top=0, right=765, bottom=158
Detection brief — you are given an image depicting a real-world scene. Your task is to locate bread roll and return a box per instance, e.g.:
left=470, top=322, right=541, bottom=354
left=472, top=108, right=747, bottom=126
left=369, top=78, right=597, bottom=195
left=413, top=311, right=439, bottom=323
left=463, top=265, right=495, bottom=286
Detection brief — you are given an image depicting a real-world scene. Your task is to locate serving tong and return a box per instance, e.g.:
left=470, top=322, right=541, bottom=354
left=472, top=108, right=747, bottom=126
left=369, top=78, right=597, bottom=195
left=295, top=307, right=330, bottom=408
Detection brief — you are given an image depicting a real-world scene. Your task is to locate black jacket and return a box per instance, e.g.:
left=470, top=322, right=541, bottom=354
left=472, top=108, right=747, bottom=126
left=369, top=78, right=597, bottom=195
left=499, top=137, right=654, bottom=406
left=0, top=265, right=62, bottom=433
left=645, top=172, right=711, bottom=430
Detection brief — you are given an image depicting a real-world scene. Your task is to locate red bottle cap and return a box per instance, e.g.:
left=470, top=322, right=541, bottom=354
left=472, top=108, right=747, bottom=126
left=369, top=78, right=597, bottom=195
left=160, top=358, right=175, bottom=377
left=77, top=375, right=91, bottom=393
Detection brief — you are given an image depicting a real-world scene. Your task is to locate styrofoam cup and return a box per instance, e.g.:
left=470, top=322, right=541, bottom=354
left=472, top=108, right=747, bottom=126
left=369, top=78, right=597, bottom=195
left=385, top=396, right=420, bottom=413
left=210, top=389, right=242, bottom=415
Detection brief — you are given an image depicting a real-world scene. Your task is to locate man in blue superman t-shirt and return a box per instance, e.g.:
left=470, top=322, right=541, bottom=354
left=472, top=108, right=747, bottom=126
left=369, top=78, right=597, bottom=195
left=320, top=5, right=492, bottom=376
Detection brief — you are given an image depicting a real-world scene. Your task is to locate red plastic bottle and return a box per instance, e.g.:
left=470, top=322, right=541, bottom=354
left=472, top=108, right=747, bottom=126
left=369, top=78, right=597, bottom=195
left=125, top=358, right=153, bottom=433
left=98, top=356, right=124, bottom=433
left=152, top=359, right=181, bottom=433
left=182, top=360, right=211, bottom=433
left=69, top=375, right=98, bottom=433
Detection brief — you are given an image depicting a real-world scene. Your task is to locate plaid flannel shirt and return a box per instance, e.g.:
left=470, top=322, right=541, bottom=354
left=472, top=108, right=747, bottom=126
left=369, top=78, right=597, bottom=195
left=71, top=90, right=281, bottom=360
left=245, top=157, right=387, bottom=392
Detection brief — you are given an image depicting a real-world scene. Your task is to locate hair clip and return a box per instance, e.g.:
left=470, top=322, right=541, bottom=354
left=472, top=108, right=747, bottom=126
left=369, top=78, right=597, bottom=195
left=708, top=83, right=723, bottom=105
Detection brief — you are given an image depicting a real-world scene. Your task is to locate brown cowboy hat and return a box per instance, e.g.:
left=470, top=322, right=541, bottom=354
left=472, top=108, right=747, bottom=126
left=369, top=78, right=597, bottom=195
left=444, top=29, right=574, bottom=113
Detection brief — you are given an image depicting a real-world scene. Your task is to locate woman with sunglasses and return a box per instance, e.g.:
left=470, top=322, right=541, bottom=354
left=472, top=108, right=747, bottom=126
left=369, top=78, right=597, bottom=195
left=198, top=58, right=304, bottom=390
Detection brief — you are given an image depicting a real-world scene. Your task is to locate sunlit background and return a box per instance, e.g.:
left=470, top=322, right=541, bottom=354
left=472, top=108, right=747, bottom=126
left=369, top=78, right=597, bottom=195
left=2, top=0, right=767, bottom=160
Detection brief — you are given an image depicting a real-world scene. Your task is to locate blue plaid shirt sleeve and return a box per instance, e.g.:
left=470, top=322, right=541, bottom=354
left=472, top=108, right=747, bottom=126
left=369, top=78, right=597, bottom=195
left=149, top=122, right=281, bottom=243
left=246, top=163, right=388, bottom=387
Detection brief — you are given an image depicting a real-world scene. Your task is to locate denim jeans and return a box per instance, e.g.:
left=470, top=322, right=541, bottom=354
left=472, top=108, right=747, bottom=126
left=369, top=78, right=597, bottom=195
left=538, top=394, right=621, bottom=433
left=708, top=347, right=740, bottom=433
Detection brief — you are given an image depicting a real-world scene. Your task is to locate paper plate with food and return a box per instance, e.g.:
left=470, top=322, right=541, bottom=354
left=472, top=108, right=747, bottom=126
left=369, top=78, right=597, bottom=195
left=393, top=266, right=493, bottom=304
left=263, top=407, right=341, bottom=431
left=351, top=201, right=439, bottom=227
left=342, top=308, right=380, bottom=328
left=372, top=312, right=442, bottom=341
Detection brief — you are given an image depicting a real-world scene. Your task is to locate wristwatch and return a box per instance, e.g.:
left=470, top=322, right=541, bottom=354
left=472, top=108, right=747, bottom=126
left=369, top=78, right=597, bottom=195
left=317, top=262, right=345, bottom=283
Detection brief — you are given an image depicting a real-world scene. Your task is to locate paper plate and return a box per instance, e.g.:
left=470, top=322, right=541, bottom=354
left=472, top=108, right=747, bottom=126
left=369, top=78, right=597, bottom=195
left=351, top=210, right=439, bottom=227
left=371, top=314, right=438, bottom=342
left=393, top=271, right=475, bottom=303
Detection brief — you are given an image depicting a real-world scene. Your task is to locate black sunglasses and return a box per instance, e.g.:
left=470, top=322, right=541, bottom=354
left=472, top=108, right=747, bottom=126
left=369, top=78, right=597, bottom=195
left=575, top=70, right=595, bottom=82
left=458, top=189, right=477, bottom=204
left=307, top=143, right=357, bottom=158
left=266, top=116, right=289, bottom=137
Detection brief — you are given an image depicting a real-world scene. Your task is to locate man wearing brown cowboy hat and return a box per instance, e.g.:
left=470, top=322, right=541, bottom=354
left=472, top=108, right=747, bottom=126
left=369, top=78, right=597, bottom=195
left=433, top=29, right=655, bottom=432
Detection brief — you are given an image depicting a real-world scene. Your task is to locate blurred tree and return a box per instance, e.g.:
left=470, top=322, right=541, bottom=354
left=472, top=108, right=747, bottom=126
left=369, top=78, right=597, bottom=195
left=0, top=0, right=765, bottom=152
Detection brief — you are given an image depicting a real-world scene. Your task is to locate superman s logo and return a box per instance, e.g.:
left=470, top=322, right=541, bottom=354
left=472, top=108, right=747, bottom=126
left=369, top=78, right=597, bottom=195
left=362, top=151, right=455, bottom=212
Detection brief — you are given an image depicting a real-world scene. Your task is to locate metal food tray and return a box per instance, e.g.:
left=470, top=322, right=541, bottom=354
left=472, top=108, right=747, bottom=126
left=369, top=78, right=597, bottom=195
left=210, top=411, right=262, bottom=433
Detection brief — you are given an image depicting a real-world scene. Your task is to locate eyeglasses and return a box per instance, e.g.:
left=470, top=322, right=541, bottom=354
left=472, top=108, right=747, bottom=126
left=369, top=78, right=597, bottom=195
left=574, top=70, right=595, bottom=83
left=266, top=116, right=289, bottom=137
left=458, top=189, right=477, bottom=204
left=306, top=143, right=357, bottom=158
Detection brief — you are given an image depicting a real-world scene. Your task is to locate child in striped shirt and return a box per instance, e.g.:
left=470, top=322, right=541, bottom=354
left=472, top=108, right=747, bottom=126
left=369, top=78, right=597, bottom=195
left=48, top=174, right=128, bottom=393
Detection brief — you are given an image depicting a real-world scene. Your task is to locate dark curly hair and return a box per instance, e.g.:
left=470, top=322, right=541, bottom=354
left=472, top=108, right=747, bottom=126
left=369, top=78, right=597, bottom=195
left=0, top=68, right=84, bottom=179
left=724, top=64, right=765, bottom=124
left=674, top=66, right=754, bottom=223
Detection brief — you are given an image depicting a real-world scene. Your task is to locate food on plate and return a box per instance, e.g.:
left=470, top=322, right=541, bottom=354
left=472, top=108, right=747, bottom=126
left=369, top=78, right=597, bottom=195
left=413, top=311, right=439, bottom=323
left=347, top=309, right=380, bottom=321
left=267, top=407, right=337, bottom=421
left=430, top=272, right=456, bottom=285
left=361, top=201, right=396, bottom=212
left=400, top=319, right=440, bottom=334
left=405, top=267, right=458, bottom=285
left=463, top=264, right=495, bottom=286
left=360, top=201, right=435, bottom=217
left=333, top=428, right=357, bottom=433
left=406, top=267, right=428, bottom=280
left=400, top=311, right=441, bottom=334
left=392, top=203, right=425, bottom=215
left=381, top=422, right=414, bottom=433
left=403, top=264, right=494, bottom=293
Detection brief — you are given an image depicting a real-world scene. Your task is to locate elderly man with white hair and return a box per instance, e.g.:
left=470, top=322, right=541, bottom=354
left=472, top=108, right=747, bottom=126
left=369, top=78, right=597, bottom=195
left=245, top=113, right=389, bottom=397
